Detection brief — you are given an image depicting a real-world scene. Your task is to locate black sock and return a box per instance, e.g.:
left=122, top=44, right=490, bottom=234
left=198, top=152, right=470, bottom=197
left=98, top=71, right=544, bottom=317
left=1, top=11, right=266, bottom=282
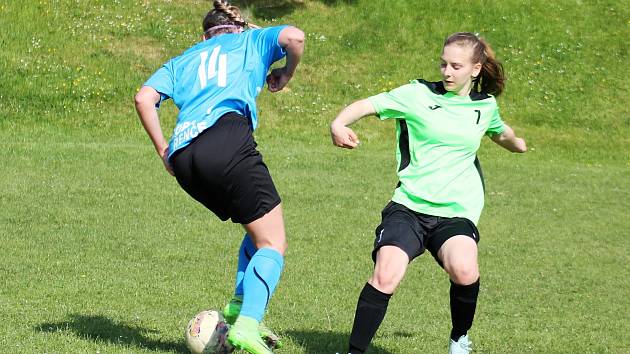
left=450, top=278, right=480, bottom=341
left=348, top=283, right=392, bottom=354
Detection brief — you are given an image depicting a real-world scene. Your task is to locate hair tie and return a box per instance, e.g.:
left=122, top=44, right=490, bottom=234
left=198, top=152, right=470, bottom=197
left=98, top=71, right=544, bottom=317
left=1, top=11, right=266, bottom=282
left=204, top=24, right=241, bottom=35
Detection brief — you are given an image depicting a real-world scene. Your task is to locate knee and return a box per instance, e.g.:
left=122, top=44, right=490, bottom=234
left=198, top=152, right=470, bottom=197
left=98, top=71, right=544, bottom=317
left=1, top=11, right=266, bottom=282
left=254, top=238, right=287, bottom=256
left=369, top=272, right=400, bottom=294
left=446, top=262, right=479, bottom=285
left=278, top=240, right=288, bottom=255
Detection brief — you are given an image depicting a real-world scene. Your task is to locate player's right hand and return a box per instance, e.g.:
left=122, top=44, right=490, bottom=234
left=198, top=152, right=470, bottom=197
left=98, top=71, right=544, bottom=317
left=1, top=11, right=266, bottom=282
left=160, top=146, right=175, bottom=176
left=266, top=67, right=292, bottom=92
left=330, top=123, right=360, bottom=149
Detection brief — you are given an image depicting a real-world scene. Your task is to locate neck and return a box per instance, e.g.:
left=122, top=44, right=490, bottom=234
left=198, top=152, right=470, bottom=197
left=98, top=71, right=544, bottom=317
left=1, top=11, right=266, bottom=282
left=203, top=24, right=242, bottom=39
left=456, top=81, right=473, bottom=96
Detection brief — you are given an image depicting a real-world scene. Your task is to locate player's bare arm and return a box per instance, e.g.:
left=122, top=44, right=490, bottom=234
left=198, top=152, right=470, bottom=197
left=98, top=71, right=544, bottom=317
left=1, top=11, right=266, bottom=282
left=490, top=123, right=527, bottom=153
left=134, top=86, right=173, bottom=175
left=330, top=99, right=376, bottom=149
left=266, top=26, right=304, bottom=92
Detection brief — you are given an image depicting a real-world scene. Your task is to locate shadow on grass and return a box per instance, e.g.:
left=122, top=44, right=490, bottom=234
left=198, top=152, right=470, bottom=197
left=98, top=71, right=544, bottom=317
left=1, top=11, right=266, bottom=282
left=233, top=0, right=358, bottom=19
left=35, top=314, right=188, bottom=353
left=285, top=329, right=394, bottom=354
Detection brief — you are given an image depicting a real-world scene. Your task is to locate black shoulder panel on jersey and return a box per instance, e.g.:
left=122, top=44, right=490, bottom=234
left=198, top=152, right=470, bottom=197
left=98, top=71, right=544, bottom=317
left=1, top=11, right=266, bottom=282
left=416, top=79, right=447, bottom=95
left=469, top=91, right=491, bottom=101
left=417, top=79, right=492, bottom=101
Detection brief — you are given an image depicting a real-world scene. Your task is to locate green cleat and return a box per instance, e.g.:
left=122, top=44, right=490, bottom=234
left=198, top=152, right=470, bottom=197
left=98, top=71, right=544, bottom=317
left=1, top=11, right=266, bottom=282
left=258, top=322, right=283, bottom=349
left=223, top=297, right=283, bottom=349
left=228, top=316, right=274, bottom=354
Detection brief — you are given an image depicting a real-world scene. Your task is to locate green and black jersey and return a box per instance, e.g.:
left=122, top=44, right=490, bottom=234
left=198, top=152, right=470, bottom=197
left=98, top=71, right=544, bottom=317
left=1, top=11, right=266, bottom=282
left=368, top=79, right=505, bottom=225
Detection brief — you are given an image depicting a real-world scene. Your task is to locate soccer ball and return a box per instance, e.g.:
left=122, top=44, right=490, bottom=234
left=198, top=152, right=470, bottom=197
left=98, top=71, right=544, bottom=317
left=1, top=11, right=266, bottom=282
left=185, top=310, right=234, bottom=354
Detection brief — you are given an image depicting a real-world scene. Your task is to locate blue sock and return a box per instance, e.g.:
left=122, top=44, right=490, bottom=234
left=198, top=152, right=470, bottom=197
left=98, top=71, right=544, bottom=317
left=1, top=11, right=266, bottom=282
left=240, top=247, right=284, bottom=322
left=234, top=234, right=257, bottom=297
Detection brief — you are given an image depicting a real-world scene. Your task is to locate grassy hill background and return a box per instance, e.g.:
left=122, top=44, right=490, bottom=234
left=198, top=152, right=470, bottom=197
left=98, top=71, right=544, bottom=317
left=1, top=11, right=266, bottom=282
left=1, top=0, right=628, bottom=352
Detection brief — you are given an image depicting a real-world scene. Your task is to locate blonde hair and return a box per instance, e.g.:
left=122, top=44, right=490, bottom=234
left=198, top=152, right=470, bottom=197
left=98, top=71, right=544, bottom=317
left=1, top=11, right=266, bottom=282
left=444, top=32, right=506, bottom=96
left=203, top=0, right=259, bottom=37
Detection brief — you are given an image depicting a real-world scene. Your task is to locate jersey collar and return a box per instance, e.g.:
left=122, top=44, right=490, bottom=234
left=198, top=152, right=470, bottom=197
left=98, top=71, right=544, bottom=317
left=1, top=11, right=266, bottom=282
left=416, top=79, right=490, bottom=101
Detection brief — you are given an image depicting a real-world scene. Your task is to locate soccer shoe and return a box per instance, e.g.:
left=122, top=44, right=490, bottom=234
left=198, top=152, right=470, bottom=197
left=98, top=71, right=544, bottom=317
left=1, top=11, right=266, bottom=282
left=258, top=321, right=283, bottom=349
left=228, top=316, right=274, bottom=354
left=223, top=297, right=283, bottom=349
left=449, top=334, right=473, bottom=354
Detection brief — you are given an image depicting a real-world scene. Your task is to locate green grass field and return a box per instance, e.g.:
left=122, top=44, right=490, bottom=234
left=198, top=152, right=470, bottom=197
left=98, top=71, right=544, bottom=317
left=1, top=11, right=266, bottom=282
left=1, top=0, right=629, bottom=353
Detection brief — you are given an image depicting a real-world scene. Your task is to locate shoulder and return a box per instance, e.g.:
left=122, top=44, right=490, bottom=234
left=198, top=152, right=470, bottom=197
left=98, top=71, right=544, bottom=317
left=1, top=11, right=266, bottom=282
left=176, top=40, right=217, bottom=63
left=183, top=39, right=214, bottom=53
left=247, top=25, right=290, bottom=39
left=473, top=94, right=498, bottom=110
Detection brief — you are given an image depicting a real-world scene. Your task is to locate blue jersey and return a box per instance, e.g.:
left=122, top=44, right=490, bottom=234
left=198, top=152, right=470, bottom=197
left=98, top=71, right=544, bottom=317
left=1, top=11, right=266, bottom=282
left=144, top=25, right=288, bottom=159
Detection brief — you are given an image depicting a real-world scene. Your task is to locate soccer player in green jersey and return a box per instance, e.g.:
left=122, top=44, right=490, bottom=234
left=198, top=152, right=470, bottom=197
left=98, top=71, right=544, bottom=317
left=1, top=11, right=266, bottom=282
left=330, top=32, right=527, bottom=354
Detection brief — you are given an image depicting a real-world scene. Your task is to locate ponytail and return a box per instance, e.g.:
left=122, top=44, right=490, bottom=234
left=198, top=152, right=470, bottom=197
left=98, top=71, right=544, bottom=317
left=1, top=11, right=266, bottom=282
left=475, top=37, right=505, bottom=96
left=444, top=32, right=505, bottom=96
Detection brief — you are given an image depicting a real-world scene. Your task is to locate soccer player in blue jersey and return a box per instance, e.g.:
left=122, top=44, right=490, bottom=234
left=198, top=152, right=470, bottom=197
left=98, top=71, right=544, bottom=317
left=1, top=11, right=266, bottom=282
left=134, top=1, right=304, bottom=353
left=331, top=33, right=527, bottom=354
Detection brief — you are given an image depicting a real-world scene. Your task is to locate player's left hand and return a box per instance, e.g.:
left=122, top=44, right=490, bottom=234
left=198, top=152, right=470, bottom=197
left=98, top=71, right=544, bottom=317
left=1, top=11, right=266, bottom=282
left=514, top=137, right=527, bottom=152
left=266, top=67, right=292, bottom=92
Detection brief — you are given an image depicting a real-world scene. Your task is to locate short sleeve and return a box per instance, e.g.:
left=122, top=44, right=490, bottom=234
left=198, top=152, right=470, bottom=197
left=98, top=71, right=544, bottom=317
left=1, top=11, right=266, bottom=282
left=253, top=25, right=288, bottom=68
left=486, top=105, right=505, bottom=136
left=367, top=84, right=414, bottom=120
left=144, top=60, right=175, bottom=108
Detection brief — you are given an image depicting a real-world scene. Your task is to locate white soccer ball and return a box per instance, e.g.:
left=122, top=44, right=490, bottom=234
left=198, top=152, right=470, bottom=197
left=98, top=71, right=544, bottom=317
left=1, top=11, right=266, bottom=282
left=185, top=310, right=233, bottom=354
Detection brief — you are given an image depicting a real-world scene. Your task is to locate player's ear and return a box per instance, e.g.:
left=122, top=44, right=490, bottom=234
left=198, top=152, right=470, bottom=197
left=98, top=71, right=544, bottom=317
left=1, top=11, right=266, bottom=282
left=472, top=62, right=482, bottom=78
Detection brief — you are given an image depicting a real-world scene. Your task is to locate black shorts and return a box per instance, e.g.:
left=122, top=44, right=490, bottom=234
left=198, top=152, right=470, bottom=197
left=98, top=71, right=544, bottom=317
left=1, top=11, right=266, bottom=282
left=373, top=201, right=480, bottom=267
left=170, top=113, right=281, bottom=224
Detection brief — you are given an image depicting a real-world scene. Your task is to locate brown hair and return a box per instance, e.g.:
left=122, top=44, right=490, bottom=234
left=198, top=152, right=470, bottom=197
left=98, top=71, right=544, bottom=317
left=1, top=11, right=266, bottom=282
left=444, top=32, right=505, bottom=96
left=202, top=0, right=258, bottom=37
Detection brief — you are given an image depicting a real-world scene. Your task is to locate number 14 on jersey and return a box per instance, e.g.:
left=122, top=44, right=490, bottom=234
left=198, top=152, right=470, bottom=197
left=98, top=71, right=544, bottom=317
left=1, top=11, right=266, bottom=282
left=198, top=46, right=227, bottom=89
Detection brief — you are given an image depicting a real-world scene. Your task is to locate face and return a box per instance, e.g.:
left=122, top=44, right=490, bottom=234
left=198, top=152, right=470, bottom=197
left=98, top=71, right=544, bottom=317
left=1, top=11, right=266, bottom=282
left=440, top=44, right=482, bottom=96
